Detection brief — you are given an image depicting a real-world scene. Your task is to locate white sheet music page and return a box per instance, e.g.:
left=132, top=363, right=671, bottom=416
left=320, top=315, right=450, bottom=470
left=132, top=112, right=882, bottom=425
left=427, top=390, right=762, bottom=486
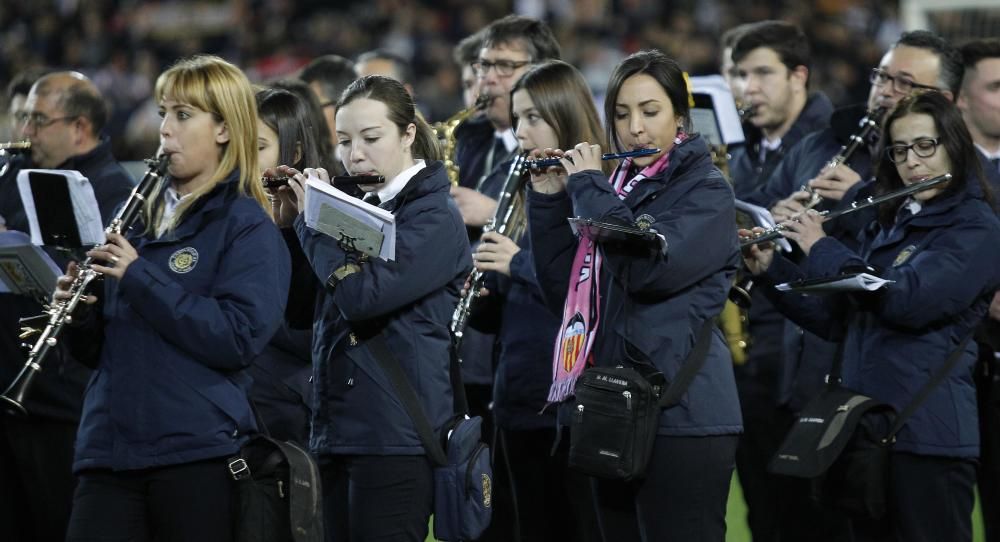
left=776, top=273, right=894, bottom=293
left=303, top=174, right=397, bottom=261
left=16, top=169, right=104, bottom=246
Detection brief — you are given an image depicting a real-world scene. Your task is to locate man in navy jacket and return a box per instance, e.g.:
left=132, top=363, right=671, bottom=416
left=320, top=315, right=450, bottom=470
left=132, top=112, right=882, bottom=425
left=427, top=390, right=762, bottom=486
left=0, top=71, right=133, bottom=542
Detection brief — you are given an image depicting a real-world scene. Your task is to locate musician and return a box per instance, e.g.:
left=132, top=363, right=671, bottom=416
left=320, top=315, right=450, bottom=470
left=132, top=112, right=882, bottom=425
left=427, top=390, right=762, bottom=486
left=0, top=71, right=133, bottom=542
left=749, top=30, right=962, bottom=414
left=299, top=54, right=356, bottom=149
left=742, top=90, right=1000, bottom=542
left=59, top=55, right=290, bottom=542
left=269, top=78, right=340, bottom=177
left=469, top=60, right=606, bottom=542
left=450, top=30, right=493, bottom=169
left=726, top=20, right=841, bottom=542
left=957, top=37, right=1000, bottom=542
left=249, top=87, right=330, bottom=445
left=450, top=16, right=561, bottom=506
left=719, top=24, right=750, bottom=105
left=275, top=75, right=470, bottom=541
left=528, top=50, right=742, bottom=542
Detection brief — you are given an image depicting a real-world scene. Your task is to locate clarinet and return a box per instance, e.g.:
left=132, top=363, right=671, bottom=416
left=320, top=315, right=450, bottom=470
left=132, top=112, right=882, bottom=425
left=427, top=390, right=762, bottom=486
left=0, top=155, right=170, bottom=415
left=450, top=153, right=528, bottom=349
left=801, top=107, right=885, bottom=210
left=740, top=173, right=952, bottom=249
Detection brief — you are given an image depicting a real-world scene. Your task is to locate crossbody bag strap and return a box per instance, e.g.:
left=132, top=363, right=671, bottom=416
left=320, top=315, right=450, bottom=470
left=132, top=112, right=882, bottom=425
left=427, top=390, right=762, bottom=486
left=367, top=332, right=449, bottom=467
left=657, top=318, right=715, bottom=408
left=884, top=330, right=976, bottom=443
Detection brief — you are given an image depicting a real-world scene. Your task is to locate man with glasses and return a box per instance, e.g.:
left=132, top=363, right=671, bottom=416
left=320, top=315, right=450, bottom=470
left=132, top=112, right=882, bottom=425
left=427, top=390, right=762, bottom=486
left=0, top=71, right=132, bottom=542
left=958, top=37, right=1000, bottom=542
left=299, top=54, right=356, bottom=151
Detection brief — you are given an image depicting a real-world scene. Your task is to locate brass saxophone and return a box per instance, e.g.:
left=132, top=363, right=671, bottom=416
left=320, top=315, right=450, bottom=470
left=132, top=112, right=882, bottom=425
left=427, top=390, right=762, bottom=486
left=433, top=95, right=489, bottom=186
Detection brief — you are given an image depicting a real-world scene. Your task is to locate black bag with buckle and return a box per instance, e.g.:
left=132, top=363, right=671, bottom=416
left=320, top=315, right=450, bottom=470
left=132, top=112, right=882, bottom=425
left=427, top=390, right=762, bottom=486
left=567, top=319, right=714, bottom=481
left=768, top=332, right=974, bottom=519
left=228, top=423, right=323, bottom=542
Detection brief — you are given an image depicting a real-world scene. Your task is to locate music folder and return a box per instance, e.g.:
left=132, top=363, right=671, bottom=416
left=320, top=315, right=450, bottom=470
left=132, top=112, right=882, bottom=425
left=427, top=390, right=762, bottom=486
left=567, top=217, right=668, bottom=254
left=775, top=272, right=894, bottom=293
left=303, top=175, right=396, bottom=261
left=0, top=230, right=62, bottom=300
left=16, top=169, right=104, bottom=249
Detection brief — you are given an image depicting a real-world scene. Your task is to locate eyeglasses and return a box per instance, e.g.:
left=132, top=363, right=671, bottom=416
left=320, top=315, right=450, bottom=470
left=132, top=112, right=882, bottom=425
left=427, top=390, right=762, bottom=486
left=869, top=68, right=940, bottom=95
left=20, top=113, right=78, bottom=129
left=471, top=59, right=531, bottom=77
left=886, top=137, right=943, bottom=164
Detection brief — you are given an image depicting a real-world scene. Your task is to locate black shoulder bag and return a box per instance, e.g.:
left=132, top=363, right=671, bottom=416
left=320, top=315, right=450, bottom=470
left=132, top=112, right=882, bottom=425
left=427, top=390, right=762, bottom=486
left=368, top=333, right=493, bottom=542
left=567, top=318, right=715, bottom=481
left=768, top=331, right=975, bottom=519
left=228, top=404, right=324, bottom=542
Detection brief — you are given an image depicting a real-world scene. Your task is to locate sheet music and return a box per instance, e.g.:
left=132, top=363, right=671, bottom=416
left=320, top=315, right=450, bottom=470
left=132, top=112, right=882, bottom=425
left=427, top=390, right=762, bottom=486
left=16, top=169, right=104, bottom=246
left=0, top=230, right=62, bottom=297
left=734, top=199, right=793, bottom=253
left=689, top=75, right=745, bottom=146
left=776, top=273, right=894, bottom=293
left=303, top=174, right=397, bottom=261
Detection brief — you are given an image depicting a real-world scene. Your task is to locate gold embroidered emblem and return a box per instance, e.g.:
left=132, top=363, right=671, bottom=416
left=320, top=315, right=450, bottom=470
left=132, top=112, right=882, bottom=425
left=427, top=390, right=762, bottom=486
left=482, top=473, right=492, bottom=507
left=168, top=247, right=199, bottom=274
left=892, top=244, right=917, bottom=267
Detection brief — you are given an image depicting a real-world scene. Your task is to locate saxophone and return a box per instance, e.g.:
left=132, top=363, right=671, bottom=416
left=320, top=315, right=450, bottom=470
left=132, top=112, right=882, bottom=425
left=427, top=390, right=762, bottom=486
left=433, top=95, right=489, bottom=186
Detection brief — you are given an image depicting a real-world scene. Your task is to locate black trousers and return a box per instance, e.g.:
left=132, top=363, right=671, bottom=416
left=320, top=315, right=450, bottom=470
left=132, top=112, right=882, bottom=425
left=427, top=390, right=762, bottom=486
left=495, top=427, right=601, bottom=542
left=850, top=452, right=976, bottom=542
left=592, top=434, right=738, bottom=542
left=321, top=454, right=433, bottom=542
left=976, top=349, right=1000, bottom=542
left=65, top=458, right=234, bottom=542
left=0, top=416, right=78, bottom=542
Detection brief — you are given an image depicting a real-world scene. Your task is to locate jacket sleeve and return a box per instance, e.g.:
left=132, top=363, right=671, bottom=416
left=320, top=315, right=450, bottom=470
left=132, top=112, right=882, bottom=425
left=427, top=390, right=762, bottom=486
left=758, top=252, right=849, bottom=341
left=118, top=217, right=291, bottom=371
left=566, top=169, right=738, bottom=299
left=296, top=204, right=470, bottom=322
left=526, top=188, right=577, bottom=316
left=810, top=217, right=1000, bottom=330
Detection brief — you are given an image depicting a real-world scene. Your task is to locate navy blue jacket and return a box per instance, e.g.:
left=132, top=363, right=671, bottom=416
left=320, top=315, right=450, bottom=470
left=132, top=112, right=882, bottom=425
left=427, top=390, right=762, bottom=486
left=70, top=172, right=290, bottom=471
left=471, top=229, right=561, bottom=431
left=760, top=173, right=1000, bottom=457
left=728, top=93, right=832, bottom=397
left=528, top=135, right=743, bottom=436
left=0, top=138, right=134, bottom=423
left=295, top=161, right=472, bottom=455
left=748, top=105, right=882, bottom=410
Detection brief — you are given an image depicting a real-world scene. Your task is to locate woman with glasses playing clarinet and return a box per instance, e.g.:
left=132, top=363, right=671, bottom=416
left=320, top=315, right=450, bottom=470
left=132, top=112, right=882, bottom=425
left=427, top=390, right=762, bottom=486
left=742, top=91, right=1000, bottom=542
left=273, top=75, right=471, bottom=541
left=58, top=55, right=291, bottom=542
left=527, top=50, right=743, bottom=542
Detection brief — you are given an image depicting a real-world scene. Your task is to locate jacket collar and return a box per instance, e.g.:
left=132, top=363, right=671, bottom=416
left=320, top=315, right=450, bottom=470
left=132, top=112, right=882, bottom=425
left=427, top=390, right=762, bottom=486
left=381, top=160, right=447, bottom=213
left=621, top=134, right=713, bottom=209
left=57, top=136, right=113, bottom=171
left=142, top=169, right=243, bottom=244
left=742, top=92, right=833, bottom=152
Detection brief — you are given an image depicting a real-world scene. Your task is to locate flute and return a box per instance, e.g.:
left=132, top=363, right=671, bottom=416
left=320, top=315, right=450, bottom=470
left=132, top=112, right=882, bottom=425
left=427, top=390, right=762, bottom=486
left=262, top=174, right=386, bottom=189
left=525, top=147, right=660, bottom=169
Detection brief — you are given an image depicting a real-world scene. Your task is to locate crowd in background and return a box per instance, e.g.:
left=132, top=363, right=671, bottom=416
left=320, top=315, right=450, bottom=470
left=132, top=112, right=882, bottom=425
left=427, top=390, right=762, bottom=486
left=0, top=0, right=914, bottom=160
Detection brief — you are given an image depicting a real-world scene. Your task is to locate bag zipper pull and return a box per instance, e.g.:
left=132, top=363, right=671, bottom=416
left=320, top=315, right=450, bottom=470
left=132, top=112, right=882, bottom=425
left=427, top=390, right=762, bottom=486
left=623, top=390, right=632, bottom=410
left=278, top=479, right=285, bottom=498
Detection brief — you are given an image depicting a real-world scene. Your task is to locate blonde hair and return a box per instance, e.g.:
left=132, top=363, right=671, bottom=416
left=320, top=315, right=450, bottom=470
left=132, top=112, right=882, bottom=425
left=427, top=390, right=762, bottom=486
left=149, top=55, right=266, bottom=232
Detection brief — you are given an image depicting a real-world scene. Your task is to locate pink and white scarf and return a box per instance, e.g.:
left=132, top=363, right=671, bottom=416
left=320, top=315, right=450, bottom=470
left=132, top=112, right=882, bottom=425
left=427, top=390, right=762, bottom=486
left=547, top=143, right=682, bottom=402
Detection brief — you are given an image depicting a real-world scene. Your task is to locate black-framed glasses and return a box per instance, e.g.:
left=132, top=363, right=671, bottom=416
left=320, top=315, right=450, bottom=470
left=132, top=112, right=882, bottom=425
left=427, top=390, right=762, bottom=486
left=471, top=59, right=531, bottom=77
left=886, top=137, right=943, bottom=164
left=21, top=113, right=78, bottom=129
left=869, top=68, right=940, bottom=95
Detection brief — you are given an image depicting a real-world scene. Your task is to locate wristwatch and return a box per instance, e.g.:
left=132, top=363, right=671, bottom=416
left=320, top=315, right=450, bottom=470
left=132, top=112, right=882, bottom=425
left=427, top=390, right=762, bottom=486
left=325, top=262, right=361, bottom=291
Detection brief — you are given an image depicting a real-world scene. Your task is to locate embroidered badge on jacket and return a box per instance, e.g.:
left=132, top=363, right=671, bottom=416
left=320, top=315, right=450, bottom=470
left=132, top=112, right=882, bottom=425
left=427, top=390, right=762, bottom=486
left=169, top=247, right=199, bottom=273
left=892, top=244, right=917, bottom=267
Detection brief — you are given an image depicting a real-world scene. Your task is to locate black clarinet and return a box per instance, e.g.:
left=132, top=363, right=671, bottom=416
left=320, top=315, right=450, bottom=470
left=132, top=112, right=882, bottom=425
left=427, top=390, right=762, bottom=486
left=450, top=154, right=528, bottom=349
left=1, top=155, right=170, bottom=415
